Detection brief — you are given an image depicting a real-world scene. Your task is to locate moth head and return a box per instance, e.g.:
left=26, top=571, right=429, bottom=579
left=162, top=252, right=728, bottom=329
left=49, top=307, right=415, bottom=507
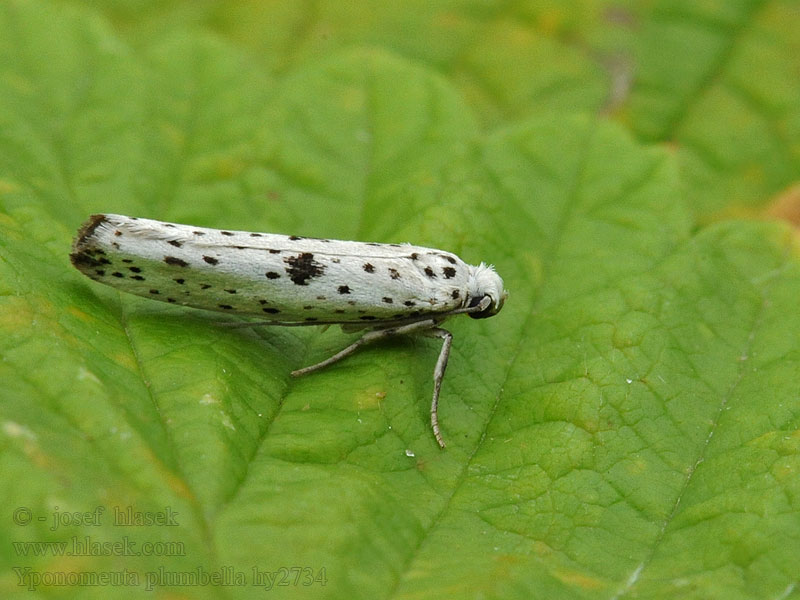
left=466, top=263, right=507, bottom=319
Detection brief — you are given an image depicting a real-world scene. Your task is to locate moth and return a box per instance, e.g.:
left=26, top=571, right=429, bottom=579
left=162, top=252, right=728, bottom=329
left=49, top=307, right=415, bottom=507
left=70, top=214, right=507, bottom=448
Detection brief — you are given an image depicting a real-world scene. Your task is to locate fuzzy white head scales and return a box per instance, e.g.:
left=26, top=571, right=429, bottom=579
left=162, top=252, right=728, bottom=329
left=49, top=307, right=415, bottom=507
left=466, top=263, right=507, bottom=319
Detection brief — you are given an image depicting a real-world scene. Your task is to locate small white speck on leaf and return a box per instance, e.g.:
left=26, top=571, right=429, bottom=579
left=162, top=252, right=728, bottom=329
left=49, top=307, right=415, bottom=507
left=77, top=366, right=101, bottom=384
left=3, top=421, right=36, bottom=440
left=219, top=411, right=235, bottom=431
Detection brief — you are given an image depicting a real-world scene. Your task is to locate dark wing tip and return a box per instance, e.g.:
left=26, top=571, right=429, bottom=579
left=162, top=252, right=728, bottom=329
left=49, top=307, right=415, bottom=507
left=70, top=214, right=109, bottom=270
left=73, top=214, right=108, bottom=248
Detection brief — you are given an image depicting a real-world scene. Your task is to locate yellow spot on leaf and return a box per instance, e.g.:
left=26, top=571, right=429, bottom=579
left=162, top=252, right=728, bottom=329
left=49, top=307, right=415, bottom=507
left=765, top=182, right=800, bottom=227
left=0, top=297, right=35, bottom=330
left=356, top=388, right=385, bottom=410
left=67, top=305, right=95, bottom=323
left=0, top=178, right=21, bottom=194
left=554, top=568, right=605, bottom=590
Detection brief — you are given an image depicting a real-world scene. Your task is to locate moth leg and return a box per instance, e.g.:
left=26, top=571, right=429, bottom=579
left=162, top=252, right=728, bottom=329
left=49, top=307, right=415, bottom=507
left=291, top=319, right=437, bottom=377
left=422, top=327, right=453, bottom=449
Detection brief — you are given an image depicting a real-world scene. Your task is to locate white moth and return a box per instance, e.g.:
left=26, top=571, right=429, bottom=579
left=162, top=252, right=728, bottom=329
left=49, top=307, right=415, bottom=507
left=70, top=214, right=507, bottom=448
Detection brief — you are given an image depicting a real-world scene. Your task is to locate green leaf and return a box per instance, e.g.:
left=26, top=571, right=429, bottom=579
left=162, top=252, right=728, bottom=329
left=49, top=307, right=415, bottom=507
left=625, top=0, right=800, bottom=218
left=1, top=2, right=799, bottom=600
left=78, top=0, right=613, bottom=125
left=63, top=1, right=800, bottom=220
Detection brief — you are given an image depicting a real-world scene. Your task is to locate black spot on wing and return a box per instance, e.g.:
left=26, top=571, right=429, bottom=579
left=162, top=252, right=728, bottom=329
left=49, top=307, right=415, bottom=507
left=442, top=266, right=456, bottom=278
left=70, top=244, right=110, bottom=270
left=70, top=254, right=96, bottom=271
left=284, top=252, right=325, bottom=285
left=168, top=240, right=182, bottom=248
left=203, top=256, right=218, bottom=265
left=424, top=266, right=436, bottom=278
left=265, top=271, right=280, bottom=279
left=388, top=268, right=400, bottom=280
left=164, top=256, right=189, bottom=267
left=338, top=285, right=351, bottom=294
left=363, top=263, right=374, bottom=273
left=221, top=231, right=234, bottom=236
